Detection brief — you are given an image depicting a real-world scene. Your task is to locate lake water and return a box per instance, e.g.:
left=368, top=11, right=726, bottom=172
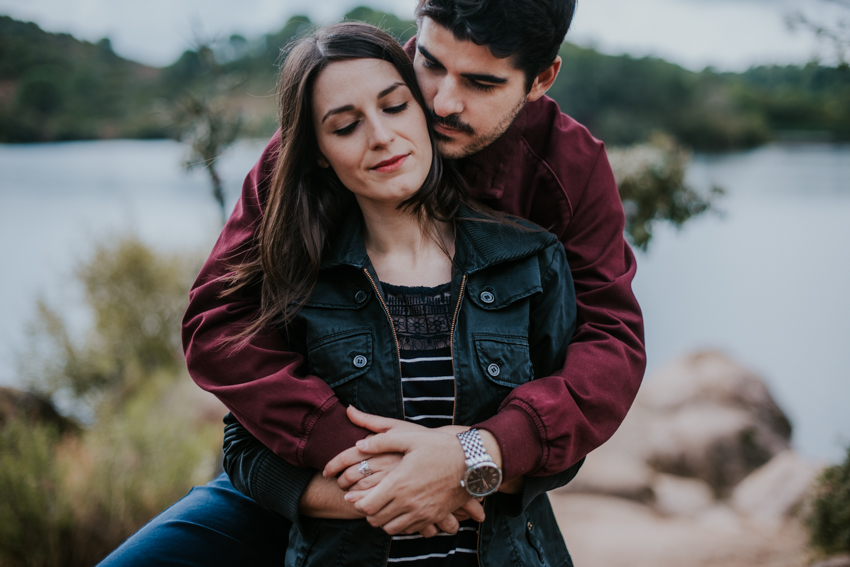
left=1, top=139, right=848, bottom=464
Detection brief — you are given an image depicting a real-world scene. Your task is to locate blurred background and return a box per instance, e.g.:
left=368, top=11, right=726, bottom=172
left=0, top=0, right=848, bottom=565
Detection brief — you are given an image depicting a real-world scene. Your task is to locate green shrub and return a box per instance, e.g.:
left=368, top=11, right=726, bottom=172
left=0, top=418, right=73, bottom=566
left=808, top=446, right=850, bottom=555
left=608, top=133, right=723, bottom=250
left=19, top=236, right=194, bottom=420
left=0, top=380, right=222, bottom=567
left=1, top=236, right=222, bottom=567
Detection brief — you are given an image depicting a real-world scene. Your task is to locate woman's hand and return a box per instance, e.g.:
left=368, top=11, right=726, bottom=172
left=343, top=428, right=485, bottom=535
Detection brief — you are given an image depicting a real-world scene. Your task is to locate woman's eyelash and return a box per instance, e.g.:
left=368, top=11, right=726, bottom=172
left=332, top=102, right=408, bottom=135
left=385, top=102, right=408, bottom=114
left=334, top=122, right=358, bottom=136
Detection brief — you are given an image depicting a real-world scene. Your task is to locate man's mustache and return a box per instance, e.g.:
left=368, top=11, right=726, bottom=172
left=429, top=109, right=475, bottom=135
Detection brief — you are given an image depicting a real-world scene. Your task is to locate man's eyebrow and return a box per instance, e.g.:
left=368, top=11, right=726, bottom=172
left=417, top=44, right=443, bottom=67
left=461, top=72, right=508, bottom=85
left=418, top=43, right=508, bottom=85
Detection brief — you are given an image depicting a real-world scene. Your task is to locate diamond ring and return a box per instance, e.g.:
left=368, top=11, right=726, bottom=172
left=358, top=460, right=373, bottom=477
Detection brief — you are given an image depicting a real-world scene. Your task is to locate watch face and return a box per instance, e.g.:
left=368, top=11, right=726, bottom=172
left=465, top=462, right=503, bottom=497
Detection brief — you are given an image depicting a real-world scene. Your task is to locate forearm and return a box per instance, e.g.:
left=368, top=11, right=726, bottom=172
left=300, top=474, right=364, bottom=520
left=223, top=413, right=362, bottom=526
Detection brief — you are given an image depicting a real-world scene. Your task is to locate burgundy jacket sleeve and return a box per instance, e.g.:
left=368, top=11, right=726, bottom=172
left=182, top=133, right=370, bottom=469
left=475, top=98, right=646, bottom=480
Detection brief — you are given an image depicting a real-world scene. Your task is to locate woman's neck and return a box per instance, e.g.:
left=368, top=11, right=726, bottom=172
left=359, top=200, right=454, bottom=287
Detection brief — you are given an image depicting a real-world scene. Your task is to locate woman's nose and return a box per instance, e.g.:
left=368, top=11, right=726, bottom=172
left=369, top=118, right=395, bottom=148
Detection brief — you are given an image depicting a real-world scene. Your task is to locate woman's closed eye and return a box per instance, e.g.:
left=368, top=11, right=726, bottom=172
left=334, top=122, right=359, bottom=136
left=332, top=102, right=409, bottom=136
left=384, top=102, right=408, bottom=115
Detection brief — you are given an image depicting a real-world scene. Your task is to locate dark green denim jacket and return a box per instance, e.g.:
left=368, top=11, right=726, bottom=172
left=224, top=204, right=579, bottom=567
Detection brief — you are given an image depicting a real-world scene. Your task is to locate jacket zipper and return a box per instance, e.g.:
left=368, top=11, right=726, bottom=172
left=363, top=268, right=402, bottom=567
left=452, top=274, right=481, bottom=567
left=449, top=274, right=467, bottom=424
left=476, top=497, right=486, bottom=567
left=363, top=268, right=404, bottom=408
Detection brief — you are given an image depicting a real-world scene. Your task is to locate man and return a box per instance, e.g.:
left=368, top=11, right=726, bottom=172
left=101, top=0, right=645, bottom=564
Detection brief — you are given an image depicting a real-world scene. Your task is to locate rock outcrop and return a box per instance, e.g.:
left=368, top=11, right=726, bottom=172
left=552, top=351, right=826, bottom=567
left=561, top=351, right=821, bottom=523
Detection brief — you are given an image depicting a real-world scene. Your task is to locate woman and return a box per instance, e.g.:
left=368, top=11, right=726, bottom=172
left=100, top=21, right=580, bottom=566
left=220, top=21, right=579, bottom=566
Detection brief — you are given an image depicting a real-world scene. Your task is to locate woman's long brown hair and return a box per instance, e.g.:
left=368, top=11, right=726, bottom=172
left=222, top=22, right=467, bottom=346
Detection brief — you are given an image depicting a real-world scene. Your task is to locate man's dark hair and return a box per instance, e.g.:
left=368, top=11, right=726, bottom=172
left=416, top=0, right=576, bottom=90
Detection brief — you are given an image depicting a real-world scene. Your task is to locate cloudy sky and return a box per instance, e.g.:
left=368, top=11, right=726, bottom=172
left=0, top=0, right=838, bottom=71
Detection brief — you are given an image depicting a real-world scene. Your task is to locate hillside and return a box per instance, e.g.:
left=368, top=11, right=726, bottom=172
left=1, top=9, right=849, bottom=149
left=0, top=15, right=170, bottom=142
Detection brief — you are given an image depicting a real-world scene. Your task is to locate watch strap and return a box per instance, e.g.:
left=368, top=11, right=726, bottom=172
left=457, top=428, right=494, bottom=467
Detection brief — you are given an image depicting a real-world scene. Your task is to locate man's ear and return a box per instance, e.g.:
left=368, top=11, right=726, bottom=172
left=526, top=56, right=561, bottom=102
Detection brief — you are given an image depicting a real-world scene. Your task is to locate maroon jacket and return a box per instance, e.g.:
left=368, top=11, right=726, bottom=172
left=182, top=95, right=646, bottom=479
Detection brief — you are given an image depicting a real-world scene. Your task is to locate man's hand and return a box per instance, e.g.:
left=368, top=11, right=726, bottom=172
left=343, top=427, right=485, bottom=535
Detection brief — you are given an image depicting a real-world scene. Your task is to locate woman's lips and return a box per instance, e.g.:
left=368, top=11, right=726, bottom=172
left=372, top=154, right=408, bottom=173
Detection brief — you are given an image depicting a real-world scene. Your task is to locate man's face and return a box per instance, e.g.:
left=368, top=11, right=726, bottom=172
left=414, top=17, right=530, bottom=159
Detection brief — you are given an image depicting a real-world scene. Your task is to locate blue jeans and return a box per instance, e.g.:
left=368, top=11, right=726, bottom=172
left=98, top=473, right=291, bottom=566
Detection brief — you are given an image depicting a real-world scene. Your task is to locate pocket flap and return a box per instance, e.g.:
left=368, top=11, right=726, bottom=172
left=473, top=334, right=534, bottom=387
left=307, top=328, right=373, bottom=388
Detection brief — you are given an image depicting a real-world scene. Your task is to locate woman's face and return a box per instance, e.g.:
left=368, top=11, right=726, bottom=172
left=312, top=58, right=433, bottom=209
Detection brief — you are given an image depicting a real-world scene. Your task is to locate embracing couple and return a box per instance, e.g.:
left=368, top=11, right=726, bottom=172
left=101, top=0, right=646, bottom=565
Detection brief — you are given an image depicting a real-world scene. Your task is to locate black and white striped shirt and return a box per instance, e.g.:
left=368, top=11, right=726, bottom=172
left=383, top=282, right=478, bottom=566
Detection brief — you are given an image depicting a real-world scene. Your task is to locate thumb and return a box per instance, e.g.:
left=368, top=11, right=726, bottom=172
left=459, top=498, right=486, bottom=523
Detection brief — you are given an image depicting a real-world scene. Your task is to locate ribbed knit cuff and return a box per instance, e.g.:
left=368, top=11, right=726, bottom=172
left=301, top=401, right=371, bottom=470
left=250, top=451, right=315, bottom=530
left=476, top=405, right=543, bottom=482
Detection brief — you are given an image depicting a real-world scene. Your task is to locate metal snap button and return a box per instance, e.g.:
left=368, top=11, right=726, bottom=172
left=354, top=290, right=367, bottom=303
left=480, top=290, right=495, bottom=304
left=527, top=521, right=533, bottom=531
left=487, top=363, right=500, bottom=377
left=353, top=355, right=368, bottom=368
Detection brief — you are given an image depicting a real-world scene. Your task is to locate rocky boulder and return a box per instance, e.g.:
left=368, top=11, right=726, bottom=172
left=732, top=450, right=823, bottom=525
left=563, top=351, right=806, bottom=510
left=638, top=351, right=792, bottom=494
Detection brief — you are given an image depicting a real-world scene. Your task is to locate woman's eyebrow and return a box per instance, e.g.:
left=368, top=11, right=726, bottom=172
left=321, top=104, right=354, bottom=124
left=378, top=82, right=406, bottom=99
left=321, top=82, right=407, bottom=123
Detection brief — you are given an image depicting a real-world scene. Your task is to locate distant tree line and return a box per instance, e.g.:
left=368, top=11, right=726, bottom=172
left=1, top=8, right=848, bottom=149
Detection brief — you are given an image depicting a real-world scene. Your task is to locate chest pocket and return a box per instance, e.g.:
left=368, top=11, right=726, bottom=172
left=306, top=328, right=373, bottom=389
left=473, top=334, right=534, bottom=387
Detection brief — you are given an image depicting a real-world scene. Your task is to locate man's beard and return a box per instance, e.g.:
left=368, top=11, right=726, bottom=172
left=429, top=96, right=526, bottom=160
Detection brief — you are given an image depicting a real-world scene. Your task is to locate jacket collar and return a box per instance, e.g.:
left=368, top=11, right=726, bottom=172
left=320, top=203, right=554, bottom=274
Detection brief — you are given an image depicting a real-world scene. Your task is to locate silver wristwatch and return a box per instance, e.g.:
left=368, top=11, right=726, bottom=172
left=457, top=428, right=503, bottom=498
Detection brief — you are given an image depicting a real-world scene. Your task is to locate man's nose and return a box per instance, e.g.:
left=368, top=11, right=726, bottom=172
left=431, top=76, right=464, bottom=118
